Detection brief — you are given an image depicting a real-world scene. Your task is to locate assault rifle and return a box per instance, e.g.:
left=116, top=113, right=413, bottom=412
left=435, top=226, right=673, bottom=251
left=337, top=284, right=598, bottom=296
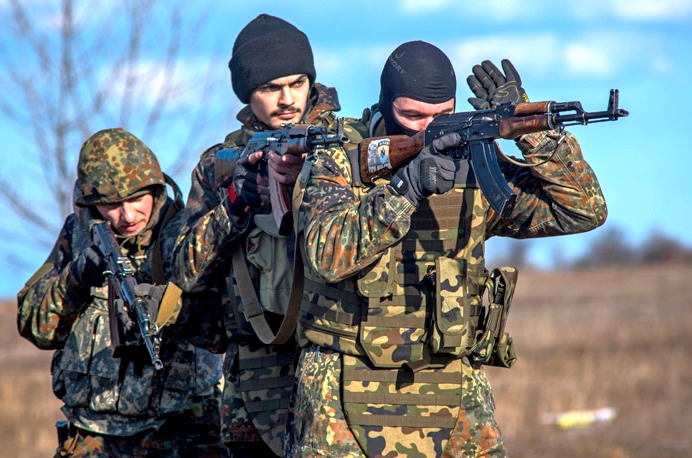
left=354, top=89, right=629, bottom=217
left=215, top=121, right=350, bottom=235
left=91, top=221, right=163, bottom=370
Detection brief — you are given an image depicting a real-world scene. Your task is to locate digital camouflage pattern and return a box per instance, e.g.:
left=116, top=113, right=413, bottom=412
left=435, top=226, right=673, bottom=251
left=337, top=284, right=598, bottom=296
left=17, top=128, right=224, bottom=453
left=55, top=391, right=227, bottom=457
left=172, top=83, right=349, bottom=455
left=289, top=125, right=607, bottom=456
left=74, top=127, right=165, bottom=206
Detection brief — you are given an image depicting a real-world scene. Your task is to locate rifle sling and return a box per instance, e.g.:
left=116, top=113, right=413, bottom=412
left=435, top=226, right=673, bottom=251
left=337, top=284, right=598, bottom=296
left=231, top=224, right=304, bottom=346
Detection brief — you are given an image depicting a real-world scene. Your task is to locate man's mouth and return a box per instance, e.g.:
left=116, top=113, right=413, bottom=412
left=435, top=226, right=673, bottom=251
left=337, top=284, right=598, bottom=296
left=120, top=221, right=144, bottom=235
left=276, top=110, right=299, bottom=120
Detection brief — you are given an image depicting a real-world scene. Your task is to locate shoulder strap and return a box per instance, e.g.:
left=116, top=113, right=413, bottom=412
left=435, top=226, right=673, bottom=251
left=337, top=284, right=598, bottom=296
left=230, top=235, right=304, bottom=345
left=229, top=160, right=312, bottom=345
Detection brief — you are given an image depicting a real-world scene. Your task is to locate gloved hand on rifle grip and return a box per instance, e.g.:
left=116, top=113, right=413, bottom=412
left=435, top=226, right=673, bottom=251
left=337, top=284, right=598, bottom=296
left=225, top=153, right=269, bottom=217
left=135, top=283, right=165, bottom=324
left=467, top=59, right=529, bottom=110
left=390, top=133, right=460, bottom=207
left=69, top=245, right=106, bottom=289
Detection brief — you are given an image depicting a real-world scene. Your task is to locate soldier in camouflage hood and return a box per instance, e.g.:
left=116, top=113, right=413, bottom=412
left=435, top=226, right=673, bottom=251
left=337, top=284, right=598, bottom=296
left=285, top=42, right=608, bottom=457
left=17, top=128, right=226, bottom=457
left=172, top=14, right=364, bottom=457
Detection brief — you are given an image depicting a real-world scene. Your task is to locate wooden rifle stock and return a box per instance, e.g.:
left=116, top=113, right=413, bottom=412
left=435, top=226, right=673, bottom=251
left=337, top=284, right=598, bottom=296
left=357, top=131, right=425, bottom=183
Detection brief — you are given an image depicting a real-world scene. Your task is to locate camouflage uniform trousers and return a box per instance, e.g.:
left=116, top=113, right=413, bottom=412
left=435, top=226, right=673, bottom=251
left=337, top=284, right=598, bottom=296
left=222, top=341, right=294, bottom=457
left=284, top=344, right=507, bottom=458
left=55, top=391, right=228, bottom=457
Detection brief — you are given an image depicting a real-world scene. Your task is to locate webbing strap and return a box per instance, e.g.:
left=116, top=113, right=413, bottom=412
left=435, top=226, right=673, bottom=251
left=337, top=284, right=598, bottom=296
left=238, top=352, right=295, bottom=370
left=239, top=374, right=295, bottom=391
left=303, top=277, right=360, bottom=303
left=343, top=363, right=458, bottom=384
left=301, top=301, right=358, bottom=326
left=230, top=232, right=303, bottom=345
left=243, top=397, right=291, bottom=413
left=361, top=313, right=426, bottom=328
left=342, top=391, right=459, bottom=406
left=345, top=413, right=457, bottom=428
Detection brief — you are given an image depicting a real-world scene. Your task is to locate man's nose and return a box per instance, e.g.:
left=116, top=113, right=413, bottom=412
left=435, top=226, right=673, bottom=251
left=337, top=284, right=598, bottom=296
left=120, top=202, right=136, bottom=222
left=278, top=87, right=295, bottom=107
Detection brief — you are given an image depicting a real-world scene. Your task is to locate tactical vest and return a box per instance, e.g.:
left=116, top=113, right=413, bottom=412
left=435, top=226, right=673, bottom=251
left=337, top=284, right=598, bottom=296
left=301, top=173, right=503, bottom=362
left=299, top=171, right=518, bottom=455
left=51, top=200, right=221, bottom=436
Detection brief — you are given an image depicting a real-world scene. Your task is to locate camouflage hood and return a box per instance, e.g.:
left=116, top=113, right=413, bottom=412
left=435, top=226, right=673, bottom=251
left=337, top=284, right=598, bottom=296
left=74, top=128, right=165, bottom=207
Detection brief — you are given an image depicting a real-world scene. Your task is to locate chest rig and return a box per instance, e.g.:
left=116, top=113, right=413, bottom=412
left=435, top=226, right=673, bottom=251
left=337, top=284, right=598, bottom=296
left=301, top=162, right=517, bottom=367
left=300, top=170, right=518, bottom=456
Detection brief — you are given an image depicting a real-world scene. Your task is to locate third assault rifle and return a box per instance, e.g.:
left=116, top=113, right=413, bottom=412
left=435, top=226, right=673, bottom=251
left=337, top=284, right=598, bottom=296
left=354, top=89, right=629, bottom=217
left=215, top=120, right=350, bottom=235
left=91, top=221, right=163, bottom=370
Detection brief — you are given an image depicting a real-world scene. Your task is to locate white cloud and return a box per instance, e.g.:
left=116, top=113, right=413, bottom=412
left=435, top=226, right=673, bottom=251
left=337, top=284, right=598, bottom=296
left=611, top=0, right=692, bottom=20
left=564, top=45, right=614, bottom=76
left=399, top=0, right=530, bottom=19
left=397, top=0, right=692, bottom=21
left=447, top=34, right=561, bottom=78
left=443, top=29, right=673, bottom=81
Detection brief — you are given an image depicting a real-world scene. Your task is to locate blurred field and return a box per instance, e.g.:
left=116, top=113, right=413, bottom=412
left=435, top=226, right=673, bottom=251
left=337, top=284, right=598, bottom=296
left=1, top=263, right=691, bottom=457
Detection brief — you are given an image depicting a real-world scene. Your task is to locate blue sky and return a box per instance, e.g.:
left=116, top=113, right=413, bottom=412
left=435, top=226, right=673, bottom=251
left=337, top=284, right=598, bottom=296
left=1, top=0, right=691, bottom=298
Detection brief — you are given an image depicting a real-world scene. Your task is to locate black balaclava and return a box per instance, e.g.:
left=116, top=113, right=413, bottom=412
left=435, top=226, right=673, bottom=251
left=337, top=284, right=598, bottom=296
left=229, top=14, right=316, bottom=104
left=379, top=40, right=457, bottom=136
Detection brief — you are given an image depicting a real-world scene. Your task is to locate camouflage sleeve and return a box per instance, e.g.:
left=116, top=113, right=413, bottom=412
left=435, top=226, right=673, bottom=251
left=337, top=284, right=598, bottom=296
left=486, top=130, right=607, bottom=238
left=17, top=215, right=90, bottom=349
left=301, top=145, right=415, bottom=283
left=173, top=147, right=249, bottom=293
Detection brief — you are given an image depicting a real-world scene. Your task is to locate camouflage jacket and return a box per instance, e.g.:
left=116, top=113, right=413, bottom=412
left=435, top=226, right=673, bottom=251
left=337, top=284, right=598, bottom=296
left=173, top=83, right=354, bottom=453
left=301, top=118, right=607, bottom=285
left=17, top=187, right=222, bottom=437
left=173, top=82, right=347, bottom=346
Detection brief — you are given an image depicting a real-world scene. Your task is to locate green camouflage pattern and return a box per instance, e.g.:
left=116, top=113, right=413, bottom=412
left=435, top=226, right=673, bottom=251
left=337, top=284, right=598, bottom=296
left=172, top=83, right=346, bottom=454
left=17, top=132, right=223, bottom=444
left=74, top=127, right=165, bottom=206
left=285, top=345, right=506, bottom=457
left=290, top=124, right=607, bottom=454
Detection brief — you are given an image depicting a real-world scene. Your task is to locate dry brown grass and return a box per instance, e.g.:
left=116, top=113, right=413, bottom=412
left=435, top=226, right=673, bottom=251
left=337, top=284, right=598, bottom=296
left=0, top=300, right=63, bottom=457
left=487, top=263, right=692, bottom=458
left=2, top=263, right=691, bottom=457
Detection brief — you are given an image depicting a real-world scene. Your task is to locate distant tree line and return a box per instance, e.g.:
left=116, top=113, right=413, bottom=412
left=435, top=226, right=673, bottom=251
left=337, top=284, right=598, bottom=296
left=569, top=227, right=692, bottom=268
left=492, top=226, right=692, bottom=270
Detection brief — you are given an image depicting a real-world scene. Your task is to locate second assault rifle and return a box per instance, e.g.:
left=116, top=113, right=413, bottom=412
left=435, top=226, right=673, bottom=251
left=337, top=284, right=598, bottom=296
left=91, top=221, right=163, bottom=370
left=354, top=89, right=629, bottom=217
left=215, top=120, right=350, bottom=235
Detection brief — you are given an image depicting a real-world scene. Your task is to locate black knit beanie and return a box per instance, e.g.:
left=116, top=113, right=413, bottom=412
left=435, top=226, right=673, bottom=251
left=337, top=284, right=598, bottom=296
left=379, top=40, right=457, bottom=136
left=229, top=14, right=316, bottom=104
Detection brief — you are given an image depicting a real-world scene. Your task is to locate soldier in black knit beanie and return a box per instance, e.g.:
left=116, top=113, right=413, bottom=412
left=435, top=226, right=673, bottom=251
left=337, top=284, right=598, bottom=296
left=173, top=13, right=355, bottom=458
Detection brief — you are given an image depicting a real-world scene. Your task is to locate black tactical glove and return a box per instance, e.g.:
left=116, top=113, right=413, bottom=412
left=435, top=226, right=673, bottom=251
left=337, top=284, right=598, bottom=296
left=225, top=155, right=269, bottom=217
left=117, top=283, right=165, bottom=337
left=390, top=133, right=461, bottom=207
left=467, top=59, right=529, bottom=110
left=69, top=245, right=106, bottom=289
